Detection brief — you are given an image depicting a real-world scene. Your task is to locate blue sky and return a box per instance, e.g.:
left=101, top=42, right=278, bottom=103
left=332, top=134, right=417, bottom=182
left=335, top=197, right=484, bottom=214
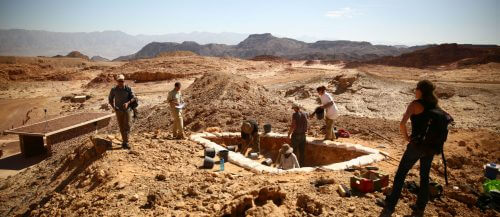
left=0, top=0, right=498, bottom=45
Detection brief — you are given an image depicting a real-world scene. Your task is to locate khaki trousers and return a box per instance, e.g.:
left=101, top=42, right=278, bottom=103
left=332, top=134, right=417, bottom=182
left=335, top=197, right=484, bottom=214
left=325, top=117, right=336, bottom=140
left=170, top=108, right=184, bottom=138
left=116, top=110, right=132, bottom=143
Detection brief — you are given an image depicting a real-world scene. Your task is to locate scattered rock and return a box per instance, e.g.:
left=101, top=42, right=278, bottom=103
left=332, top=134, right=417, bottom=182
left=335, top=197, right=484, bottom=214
left=246, top=201, right=284, bottom=217
left=458, top=140, right=466, bottom=147
left=348, top=206, right=355, bottom=213
left=100, top=103, right=110, bottom=111
left=296, top=194, right=323, bottom=216
left=285, top=85, right=311, bottom=99
left=155, top=174, right=166, bottom=181
left=448, top=190, right=477, bottom=206
left=115, top=181, right=126, bottom=190
left=130, top=194, right=139, bottom=202
left=90, top=135, right=112, bottom=154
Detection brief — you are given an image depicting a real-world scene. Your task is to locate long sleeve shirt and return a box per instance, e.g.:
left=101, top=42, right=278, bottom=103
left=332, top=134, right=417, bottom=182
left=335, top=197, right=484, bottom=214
left=108, top=85, right=135, bottom=111
left=279, top=153, right=300, bottom=170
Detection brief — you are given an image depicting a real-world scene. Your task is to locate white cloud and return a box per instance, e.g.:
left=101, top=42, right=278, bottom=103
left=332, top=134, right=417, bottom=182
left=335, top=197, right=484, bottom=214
left=325, top=7, right=356, bottom=18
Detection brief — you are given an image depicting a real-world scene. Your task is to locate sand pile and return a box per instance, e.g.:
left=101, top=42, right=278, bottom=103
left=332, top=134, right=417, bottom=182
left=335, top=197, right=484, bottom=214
left=136, top=72, right=290, bottom=133
left=183, top=72, right=291, bottom=132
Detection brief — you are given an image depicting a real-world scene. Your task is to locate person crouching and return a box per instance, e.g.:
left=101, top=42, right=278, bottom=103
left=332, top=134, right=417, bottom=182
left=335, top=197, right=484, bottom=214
left=278, top=144, right=300, bottom=170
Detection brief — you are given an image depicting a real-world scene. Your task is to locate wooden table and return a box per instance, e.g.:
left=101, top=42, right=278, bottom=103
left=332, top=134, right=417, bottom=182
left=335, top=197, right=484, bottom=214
left=4, top=113, right=114, bottom=157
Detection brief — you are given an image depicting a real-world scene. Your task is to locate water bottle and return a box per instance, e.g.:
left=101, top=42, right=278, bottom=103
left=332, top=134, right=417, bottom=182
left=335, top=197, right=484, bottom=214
left=220, top=158, right=225, bottom=171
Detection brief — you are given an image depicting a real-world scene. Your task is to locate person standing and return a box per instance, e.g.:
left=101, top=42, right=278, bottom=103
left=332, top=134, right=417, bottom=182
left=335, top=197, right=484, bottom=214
left=377, top=80, right=441, bottom=216
left=316, top=86, right=338, bottom=140
left=108, top=74, right=136, bottom=149
left=288, top=103, right=308, bottom=166
left=167, top=82, right=185, bottom=139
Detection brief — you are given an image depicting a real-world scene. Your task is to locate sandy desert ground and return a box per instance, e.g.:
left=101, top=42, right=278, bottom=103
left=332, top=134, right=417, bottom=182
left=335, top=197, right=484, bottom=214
left=0, top=54, right=499, bottom=216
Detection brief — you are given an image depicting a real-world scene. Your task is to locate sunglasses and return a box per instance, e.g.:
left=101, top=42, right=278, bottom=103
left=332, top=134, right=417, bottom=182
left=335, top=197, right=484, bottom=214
left=118, top=80, right=124, bottom=83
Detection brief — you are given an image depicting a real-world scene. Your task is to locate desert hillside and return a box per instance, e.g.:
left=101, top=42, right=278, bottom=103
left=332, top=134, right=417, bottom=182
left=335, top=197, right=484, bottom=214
left=347, top=44, right=500, bottom=69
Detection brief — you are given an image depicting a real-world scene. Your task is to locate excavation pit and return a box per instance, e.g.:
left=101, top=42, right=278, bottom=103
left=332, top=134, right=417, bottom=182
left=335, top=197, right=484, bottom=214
left=190, top=132, right=386, bottom=173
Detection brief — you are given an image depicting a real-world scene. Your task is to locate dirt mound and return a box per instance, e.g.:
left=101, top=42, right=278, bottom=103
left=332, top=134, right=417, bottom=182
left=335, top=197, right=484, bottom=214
left=65, top=51, right=90, bottom=60
left=363, top=44, right=500, bottom=68
left=155, top=51, right=198, bottom=58
left=251, top=55, right=287, bottom=62
left=136, top=72, right=290, bottom=133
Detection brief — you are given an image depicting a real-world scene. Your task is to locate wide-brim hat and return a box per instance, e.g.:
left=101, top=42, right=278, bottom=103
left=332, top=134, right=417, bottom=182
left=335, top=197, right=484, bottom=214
left=241, top=122, right=253, bottom=134
left=281, top=143, right=293, bottom=154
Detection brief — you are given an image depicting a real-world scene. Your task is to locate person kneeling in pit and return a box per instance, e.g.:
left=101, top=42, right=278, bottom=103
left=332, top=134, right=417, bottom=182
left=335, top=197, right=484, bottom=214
left=240, top=120, right=260, bottom=155
left=278, top=144, right=300, bottom=170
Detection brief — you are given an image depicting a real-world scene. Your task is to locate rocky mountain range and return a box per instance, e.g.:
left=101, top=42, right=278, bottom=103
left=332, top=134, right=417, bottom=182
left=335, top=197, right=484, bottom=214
left=115, top=33, right=431, bottom=61
left=0, top=29, right=248, bottom=59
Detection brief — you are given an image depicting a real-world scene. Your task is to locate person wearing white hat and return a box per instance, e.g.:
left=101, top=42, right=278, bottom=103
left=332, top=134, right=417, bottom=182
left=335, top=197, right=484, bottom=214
left=108, top=74, right=136, bottom=149
left=278, top=143, right=300, bottom=170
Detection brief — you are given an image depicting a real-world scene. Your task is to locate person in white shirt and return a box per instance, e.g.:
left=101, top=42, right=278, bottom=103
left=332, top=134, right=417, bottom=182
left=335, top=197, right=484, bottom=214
left=278, top=143, right=300, bottom=170
left=167, top=82, right=185, bottom=139
left=316, top=86, right=339, bottom=140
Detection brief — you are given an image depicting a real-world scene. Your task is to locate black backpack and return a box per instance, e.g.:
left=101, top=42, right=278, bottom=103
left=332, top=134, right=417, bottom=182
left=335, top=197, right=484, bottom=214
left=124, top=85, right=138, bottom=109
left=421, top=107, right=454, bottom=185
left=421, top=107, right=454, bottom=155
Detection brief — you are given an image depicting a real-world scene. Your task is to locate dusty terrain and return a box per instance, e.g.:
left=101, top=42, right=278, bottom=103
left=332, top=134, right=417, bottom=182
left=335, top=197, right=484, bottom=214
left=0, top=54, right=499, bottom=216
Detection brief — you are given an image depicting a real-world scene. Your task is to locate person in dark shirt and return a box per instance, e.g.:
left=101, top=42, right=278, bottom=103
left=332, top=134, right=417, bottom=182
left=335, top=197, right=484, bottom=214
left=377, top=80, right=440, bottom=216
left=288, top=103, right=308, bottom=166
left=108, top=74, right=136, bottom=149
left=240, top=120, right=260, bottom=155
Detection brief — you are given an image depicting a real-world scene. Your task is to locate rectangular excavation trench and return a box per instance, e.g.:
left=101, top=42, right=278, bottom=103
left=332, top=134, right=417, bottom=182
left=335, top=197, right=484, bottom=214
left=190, top=132, right=386, bottom=173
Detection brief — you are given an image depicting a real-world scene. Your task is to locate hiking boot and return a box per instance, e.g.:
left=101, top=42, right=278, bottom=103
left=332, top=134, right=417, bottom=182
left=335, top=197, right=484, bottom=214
left=122, top=143, right=131, bottom=149
left=375, top=198, right=387, bottom=207
left=376, top=198, right=394, bottom=217
left=409, top=204, right=425, bottom=216
left=379, top=207, right=394, bottom=217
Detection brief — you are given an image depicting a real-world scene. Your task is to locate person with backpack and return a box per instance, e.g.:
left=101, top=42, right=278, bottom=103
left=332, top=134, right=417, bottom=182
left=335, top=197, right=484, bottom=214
left=108, top=74, right=136, bottom=149
left=167, top=82, right=185, bottom=139
left=377, top=80, right=453, bottom=216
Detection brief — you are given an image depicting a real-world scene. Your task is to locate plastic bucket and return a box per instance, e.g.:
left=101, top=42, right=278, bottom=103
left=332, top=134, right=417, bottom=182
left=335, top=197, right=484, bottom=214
left=226, top=146, right=236, bottom=152
left=204, top=148, right=216, bottom=158
left=262, top=158, right=273, bottom=166
left=264, top=124, right=272, bottom=133
left=249, top=152, right=259, bottom=159
left=315, top=107, right=324, bottom=120
left=203, top=156, right=215, bottom=169
left=219, top=150, right=229, bottom=162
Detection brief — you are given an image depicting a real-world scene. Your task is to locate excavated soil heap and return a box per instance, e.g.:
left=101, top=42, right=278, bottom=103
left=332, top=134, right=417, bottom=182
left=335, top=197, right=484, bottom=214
left=137, top=71, right=290, bottom=133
